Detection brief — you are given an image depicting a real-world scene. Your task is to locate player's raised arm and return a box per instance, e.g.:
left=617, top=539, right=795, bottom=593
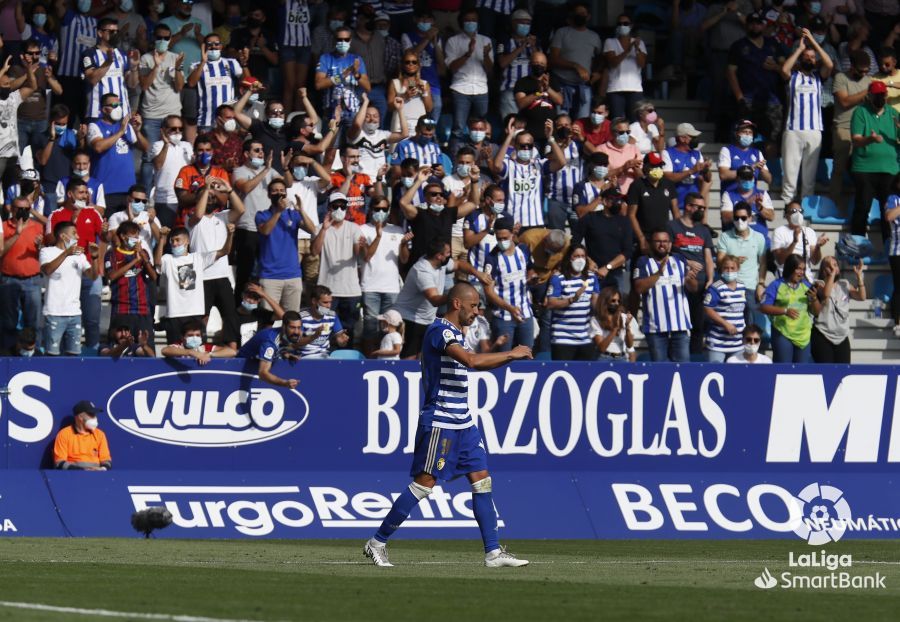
left=445, top=342, right=532, bottom=370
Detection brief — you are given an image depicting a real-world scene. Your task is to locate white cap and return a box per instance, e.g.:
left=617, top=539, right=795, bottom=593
left=377, top=309, right=403, bottom=327
left=676, top=122, right=701, bottom=137
left=328, top=192, right=348, bottom=204
left=511, top=9, right=531, bottom=21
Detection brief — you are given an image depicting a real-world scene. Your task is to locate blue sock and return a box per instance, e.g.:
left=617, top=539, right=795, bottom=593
left=472, top=491, right=500, bottom=554
left=374, top=486, right=422, bottom=543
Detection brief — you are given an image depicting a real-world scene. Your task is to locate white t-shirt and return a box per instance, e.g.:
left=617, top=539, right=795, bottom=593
left=628, top=121, right=659, bottom=155
left=287, top=178, right=321, bottom=242
left=588, top=314, right=639, bottom=355
left=108, top=210, right=161, bottom=250
left=0, top=91, right=22, bottom=157
left=317, top=220, right=363, bottom=297
left=603, top=37, right=647, bottom=93
left=771, top=224, right=819, bottom=280
left=160, top=251, right=217, bottom=318
left=444, top=33, right=493, bottom=95
left=727, top=351, right=773, bottom=364
left=443, top=174, right=468, bottom=239
left=40, top=246, right=90, bottom=316
left=464, top=314, right=491, bottom=352
left=150, top=140, right=193, bottom=205
left=360, top=223, right=405, bottom=294
left=188, top=211, right=232, bottom=280
left=377, top=330, right=403, bottom=360
left=352, top=128, right=393, bottom=179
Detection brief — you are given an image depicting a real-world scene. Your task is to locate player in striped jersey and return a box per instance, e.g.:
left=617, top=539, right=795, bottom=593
left=81, top=19, right=138, bottom=121
left=496, top=9, right=538, bottom=119
left=703, top=255, right=747, bottom=362
left=464, top=185, right=505, bottom=287
left=483, top=217, right=534, bottom=349
left=633, top=229, right=700, bottom=362
left=545, top=244, right=600, bottom=360
left=56, top=0, right=96, bottom=120
left=365, top=282, right=532, bottom=568
left=279, top=0, right=312, bottom=114
left=187, top=34, right=242, bottom=131
left=493, top=117, right=567, bottom=229
left=544, top=113, right=582, bottom=230
left=779, top=28, right=833, bottom=204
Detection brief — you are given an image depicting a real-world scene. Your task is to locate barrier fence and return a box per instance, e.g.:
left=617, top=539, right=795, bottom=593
left=1, top=359, right=898, bottom=542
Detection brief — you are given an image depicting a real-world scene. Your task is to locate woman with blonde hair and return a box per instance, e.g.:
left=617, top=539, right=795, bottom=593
left=387, top=52, right=433, bottom=137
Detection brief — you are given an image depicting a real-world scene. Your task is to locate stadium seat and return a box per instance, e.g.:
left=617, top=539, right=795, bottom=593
left=329, top=350, right=366, bottom=360
left=861, top=252, right=888, bottom=266
left=816, top=158, right=833, bottom=184
left=802, top=195, right=844, bottom=225
left=873, top=274, right=894, bottom=302
left=848, top=197, right=882, bottom=226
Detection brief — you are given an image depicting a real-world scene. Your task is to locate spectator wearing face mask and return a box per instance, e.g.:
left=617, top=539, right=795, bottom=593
left=55, top=0, right=97, bottom=123
left=464, top=185, right=505, bottom=290
left=603, top=13, right=647, bottom=121
left=720, top=164, right=775, bottom=245
left=629, top=101, right=665, bottom=156
left=139, top=24, right=185, bottom=192
left=298, top=285, right=351, bottom=357
left=760, top=254, right=821, bottom=363
left=331, top=143, right=385, bottom=226
left=55, top=150, right=107, bottom=213
left=0, top=196, right=45, bottom=348
left=576, top=98, right=611, bottom=155
left=0, top=53, right=36, bottom=182
left=389, top=52, right=435, bottom=140
left=399, top=10, right=444, bottom=122
left=13, top=38, right=62, bottom=153
left=496, top=9, right=539, bottom=120
left=236, top=282, right=285, bottom=340
left=444, top=9, right=493, bottom=145
left=101, top=323, right=154, bottom=357
left=174, top=135, right=230, bottom=226
left=349, top=92, right=408, bottom=179
left=717, top=119, right=772, bottom=195
left=703, top=254, right=747, bottom=362
left=873, top=48, right=899, bottom=113
left=209, top=104, right=245, bottom=172
left=663, top=123, right=712, bottom=212
left=811, top=256, right=866, bottom=363
left=444, top=147, right=485, bottom=275
left=392, top=115, right=443, bottom=173
left=314, top=25, right=372, bottom=136
left=544, top=113, right=583, bottom=231
left=82, top=18, right=139, bottom=122
left=727, top=324, right=771, bottom=363
left=161, top=0, right=209, bottom=139
left=107, top=184, right=160, bottom=259
left=628, top=152, right=680, bottom=257
left=236, top=310, right=305, bottom=388
left=550, top=2, right=602, bottom=120
left=149, top=116, right=192, bottom=228
left=34, top=105, right=80, bottom=215
left=773, top=201, right=828, bottom=282
left=513, top=51, right=563, bottom=147
left=162, top=319, right=237, bottom=362
left=849, top=80, right=899, bottom=235
left=104, top=218, right=158, bottom=347
left=572, top=152, right=613, bottom=218
left=779, top=28, right=833, bottom=205
left=572, top=188, right=633, bottom=294
left=187, top=33, right=242, bottom=134
left=483, top=217, right=535, bottom=350
left=228, top=8, right=279, bottom=86
left=5, top=169, right=48, bottom=226
left=53, top=401, right=111, bottom=471
left=597, top=117, right=642, bottom=195
left=284, top=152, right=329, bottom=295
left=590, top=286, right=637, bottom=362
left=545, top=244, right=601, bottom=361
left=7, top=327, right=40, bottom=357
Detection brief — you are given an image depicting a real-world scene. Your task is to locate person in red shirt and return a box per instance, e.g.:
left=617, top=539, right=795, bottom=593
left=329, top=143, right=386, bottom=225
left=576, top=97, right=612, bottom=154
left=104, top=220, right=158, bottom=347
left=209, top=104, right=246, bottom=172
left=0, top=196, right=46, bottom=349
left=174, top=135, right=231, bottom=227
left=46, top=177, right=107, bottom=354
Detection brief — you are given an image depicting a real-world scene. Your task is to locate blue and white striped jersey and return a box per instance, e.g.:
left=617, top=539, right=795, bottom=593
left=633, top=255, right=692, bottom=334
left=546, top=141, right=582, bottom=205
left=190, top=58, right=242, bottom=128
left=465, top=212, right=497, bottom=284
left=703, top=281, right=747, bottom=353
left=421, top=318, right=472, bottom=430
left=58, top=11, right=96, bottom=78
left=886, top=195, right=900, bottom=256
left=81, top=47, right=131, bottom=120
left=500, top=156, right=549, bottom=228
left=547, top=272, right=600, bottom=345
left=785, top=71, right=823, bottom=132
left=574, top=179, right=604, bottom=210
left=280, top=0, right=311, bottom=47
left=392, top=137, right=443, bottom=167
left=477, top=0, right=515, bottom=13
left=496, top=36, right=535, bottom=91
left=298, top=308, right=343, bottom=359
left=484, top=245, right=533, bottom=321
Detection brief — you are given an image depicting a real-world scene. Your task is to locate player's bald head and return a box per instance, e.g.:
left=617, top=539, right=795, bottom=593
left=448, top=282, right=479, bottom=306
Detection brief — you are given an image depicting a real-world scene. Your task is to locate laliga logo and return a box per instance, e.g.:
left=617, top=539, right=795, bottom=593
left=106, top=371, right=309, bottom=447
left=791, top=482, right=851, bottom=545
left=754, top=568, right=777, bottom=589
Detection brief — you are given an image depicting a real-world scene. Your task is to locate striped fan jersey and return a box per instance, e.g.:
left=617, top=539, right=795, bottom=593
left=421, top=318, right=472, bottom=430
left=500, top=155, right=549, bottom=228
left=785, top=71, right=823, bottom=132
left=703, top=280, right=747, bottom=353
left=81, top=47, right=130, bottom=119
left=191, top=58, right=242, bottom=129
left=58, top=11, right=96, bottom=78
left=546, top=141, right=582, bottom=205
left=392, top=137, right=443, bottom=168
left=477, top=0, right=515, bottom=13
left=497, top=36, right=535, bottom=91
left=887, top=195, right=900, bottom=256
left=484, top=245, right=533, bottom=321
left=547, top=272, right=600, bottom=345
left=298, top=308, right=343, bottom=359
left=465, top=212, right=497, bottom=284
left=280, top=0, right=311, bottom=48
left=633, top=255, right=692, bottom=334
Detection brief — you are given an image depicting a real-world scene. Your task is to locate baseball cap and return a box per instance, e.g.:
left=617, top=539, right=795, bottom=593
left=418, top=115, right=437, bottom=127
left=494, top=216, right=515, bottom=232
left=644, top=152, right=664, bottom=167
left=328, top=192, right=348, bottom=204
left=601, top=188, right=625, bottom=201
left=373, top=11, right=390, bottom=23
left=511, top=9, right=531, bottom=21
left=19, top=168, right=40, bottom=182
left=240, top=75, right=262, bottom=90
left=869, top=81, right=888, bottom=95
left=736, top=164, right=755, bottom=180
left=377, top=309, right=403, bottom=327
left=676, top=123, right=701, bottom=137
left=73, top=400, right=102, bottom=416
left=735, top=119, right=756, bottom=131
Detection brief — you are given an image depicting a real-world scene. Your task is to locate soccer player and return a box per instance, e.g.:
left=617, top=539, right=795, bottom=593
left=364, top=282, right=533, bottom=568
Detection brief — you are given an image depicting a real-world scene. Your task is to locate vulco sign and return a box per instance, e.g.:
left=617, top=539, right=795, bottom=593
left=106, top=371, right=309, bottom=446
left=128, top=484, right=501, bottom=536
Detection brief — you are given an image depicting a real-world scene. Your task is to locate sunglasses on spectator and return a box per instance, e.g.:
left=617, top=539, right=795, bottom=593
left=102, top=28, right=119, bottom=34
left=167, top=125, right=184, bottom=131
left=207, top=42, right=222, bottom=48
left=268, top=109, right=285, bottom=116
left=744, top=337, right=761, bottom=344
left=517, top=143, right=534, bottom=149
left=336, top=37, right=351, bottom=42
left=372, top=206, right=389, bottom=212
left=330, top=202, right=348, bottom=209
left=614, top=129, right=629, bottom=135
left=104, top=102, right=122, bottom=108
left=734, top=216, right=749, bottom=222
left=403, top=60, right=419, bottom=65
left=787, top=208, right=802, bottom=214
left=157, top=35, right=171, bottom=41
left=426, top=191, right=443, bottom=198
left=687, top=203, right=705, bottom=209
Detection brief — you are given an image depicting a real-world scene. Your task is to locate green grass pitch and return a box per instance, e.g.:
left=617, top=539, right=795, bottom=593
left=0, top=538, right=898, bottom=621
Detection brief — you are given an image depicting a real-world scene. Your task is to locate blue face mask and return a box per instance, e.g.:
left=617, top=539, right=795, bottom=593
left=335, top=41, right=350, bottom=54
left=171, top=244, right=187, bottom=257
left=241, top=300, right=258, bottom=311
left=197, top=152, right=212, bottom=166
left=456, top=163, right=470, bottom=178
left=292, top=166, right=307, bottom=180
left=739, top=179, right=755, bottom=192
left=417, top=22, right=432, bottom=33
left=184, top=335, right=203, bottom=350
left=739, top=134, right=753, bottom=148
left=593, top=166, right=608, bottom=179
left=77, top=0, right=91, bottom=13
left=469, top=130, right=485, bottom=143
left=131, top=200, right=146, bottom=213
left=809, top=1, right=821, bottom=15
left=33, top=13, right=47, bottom=27
left=615, top=133, right=629, bottom=146
left=515, top=23, right=531, bottom=37
left=54, top=124, right=68, bottom=136
left=516, top=148, right=532, bottom=162
left=401, top=176, right=415, bottom=188
left=250, top=157, right=265, bottom=169
left=375, top=28, right=390, bottom=39
left=462, top=21, right=478, bottom=35
left=721, top=271, right=739, bottom=283
left=207, top=49, right=222, bottom=61
left=126, top=237, right=138, bottom=249
left=73, top=168, right=88, bottom=178
left=156, top=39, right=169, bottom=53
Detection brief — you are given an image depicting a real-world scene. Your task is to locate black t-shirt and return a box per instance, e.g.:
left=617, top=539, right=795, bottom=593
left=249, top=119, right=287, bottom=174
left=513, top=75, right=561, bottom=140
left=667, top=219, right=713, bottom=269
left=408, top=206, right=458, bottom=267
left=573, top=212, right=634, bottom=267
left=229, top=27, right=279, bottom=77
left=627, top=178, right=677, bottom=238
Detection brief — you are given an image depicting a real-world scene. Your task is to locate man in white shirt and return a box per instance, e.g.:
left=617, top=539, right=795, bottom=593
left=443, top=8, right=493, bottom=145
left=154, top=223, right=234, bottom=345
left=772, top=201, right=827, bottom=281
left=727, top=324, right=772, bottom=363
left=187, top=177, right=244, bottom=349
left=40, top=221, right=101, bottom=355
left=150, top=115, right=193, bottom=227
left=107, top=184, right=161, bottom=251
left=346, top=91, right=407, bottom=179
left=285, top=153, right=331, bottom=296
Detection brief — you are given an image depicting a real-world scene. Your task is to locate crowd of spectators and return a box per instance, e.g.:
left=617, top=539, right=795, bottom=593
left=0, top=0, right=897, bottom=367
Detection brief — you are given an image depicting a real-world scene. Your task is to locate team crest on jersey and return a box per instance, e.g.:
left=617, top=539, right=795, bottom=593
left=442, top=329, right=455, bottom=344
left=436, top=458, right=445, bottom=470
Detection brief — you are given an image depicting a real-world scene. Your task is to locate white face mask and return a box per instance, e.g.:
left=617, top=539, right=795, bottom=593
left=74, top=199, right=87, bottom=209
left=222, top=119, right=237, bottom=132
left=169, top=132, right=183, bottom=144
left=401, top=176, right=415, bottom=188
left=185, top=335, right=203, bottom=349
left=498, top=238, right=512, bottom=251
left=734, top=218, right=750, bottom=232
left=428, top=202, right=445, bottom=213
left=317, top=305, right=330, bottom=316
left=109, top=106, right=124, bottom=122
left=571, top=257, right=586, bottom=272
left=331, top=208, right=346, bottom=222
left=84, top=416, right=99, bottom=431
left=744, top=342, right=760, bottom=356
left=490, top=201, right=505, bottom=215
left=789, top=211, right=804, bottom=227
left=364, top=122, right=378, bottom=134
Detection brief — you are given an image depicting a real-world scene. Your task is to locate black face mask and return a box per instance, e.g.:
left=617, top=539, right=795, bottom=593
left=800, top=60, right=816, bottom=71
left=555, top=127, right=570, bottom=140
left=607, top=303, right=620, bottom=313
left=440, top=256, right=451, bottom=267
left=0, top=88, right=11, bottom=100
left=16, top=207, right=30, bottom=221
left=270, top=193, right=286, bottom=203
left=108, top=32, right=120, bottom=47
left=872, top=95, right=887, bottom=109
left=605, top=202, right=621, bottom=215
left=20, top=181, right=34, bottom=195
left=571, top=14, right=588, bottom=27
left=691, top=209, right=705, bottom=222
left=530, top=65, right=545, bottom=77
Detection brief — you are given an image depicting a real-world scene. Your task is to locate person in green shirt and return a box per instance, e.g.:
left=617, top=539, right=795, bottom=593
left=760, top=254, right=823, bottom=363
left=849, top=80, right=899, bottom=235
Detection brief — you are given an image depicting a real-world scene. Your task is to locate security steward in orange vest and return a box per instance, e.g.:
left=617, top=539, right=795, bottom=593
left=53, top=400, right=112, bottom=471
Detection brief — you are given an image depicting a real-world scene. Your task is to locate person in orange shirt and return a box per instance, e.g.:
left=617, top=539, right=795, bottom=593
left=329, top=144, right=386, bottom=225
left=173, top=135, right=231, bottom=227
left=53, top=401, right=112, bottom=471
left=0, top=196, right=45, bottom=350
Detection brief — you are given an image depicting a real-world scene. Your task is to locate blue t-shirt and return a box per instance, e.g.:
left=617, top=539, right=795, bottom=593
left=88, top=119, right=137, bottom=193
left=237, top=327, right=299, bottom=362
left=420, top=318, right=471, bottom=430
left=315, top=52, right=367, bottom=120
left=255, top=208, right=303, bottom=280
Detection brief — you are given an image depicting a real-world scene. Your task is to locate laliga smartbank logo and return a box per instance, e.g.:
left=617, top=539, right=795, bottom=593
left=753, top=551, right=886, bottom=590
left=106, top=370, right=309, bottom=446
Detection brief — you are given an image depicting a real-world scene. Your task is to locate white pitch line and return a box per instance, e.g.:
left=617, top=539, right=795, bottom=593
left=0, top=600, right=275, bottom=622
